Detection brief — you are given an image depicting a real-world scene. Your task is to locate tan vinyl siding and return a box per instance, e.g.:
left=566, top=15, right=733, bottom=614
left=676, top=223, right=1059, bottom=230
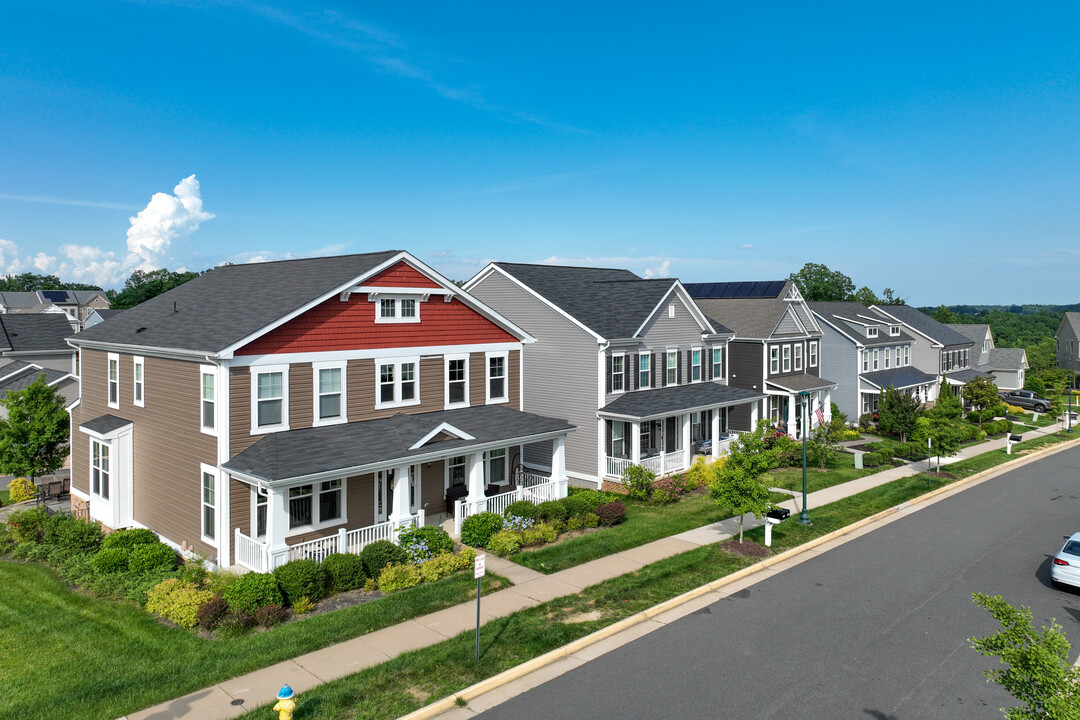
left=420, top=356, right=442, bottom=409
left=469, top=353, right=485, bottom=406
left=289, top=363, right=313, bottom=430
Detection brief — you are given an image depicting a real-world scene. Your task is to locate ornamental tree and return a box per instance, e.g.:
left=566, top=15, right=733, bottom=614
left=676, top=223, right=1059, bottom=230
left=927, top=376, right=964, bottom=421
left=708, top=419, right=775, bottom=542
left=0, top=375, right=70, bottom=483
left=968, top=593, right=1080, bottom=720
left=912, top=416, right=965, bottom=470
left=963, top=375, right=1001, bottom=428
left=876, top=386, right=923, bottom=443
left=788, top=263, right=855, bottom=302
left=807, top=423, right=843, bottom=470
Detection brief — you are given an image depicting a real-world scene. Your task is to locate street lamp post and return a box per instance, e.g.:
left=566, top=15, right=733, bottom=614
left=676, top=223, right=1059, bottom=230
left=1068, top=376, right=1074, bottom=433
left=798, top=390, right=811, bottom=525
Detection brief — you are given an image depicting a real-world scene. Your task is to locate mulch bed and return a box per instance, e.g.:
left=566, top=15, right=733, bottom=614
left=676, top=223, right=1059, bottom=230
left=719, top=539, right=771, bottom=560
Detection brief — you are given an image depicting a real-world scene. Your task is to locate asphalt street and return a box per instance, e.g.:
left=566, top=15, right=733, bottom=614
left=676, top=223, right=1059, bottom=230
left=475, top=444, right=1080, bottom=720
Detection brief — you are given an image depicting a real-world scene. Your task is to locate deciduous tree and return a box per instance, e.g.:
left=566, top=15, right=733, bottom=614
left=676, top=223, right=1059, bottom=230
left=708, top=419, right=775, bottom=542
left=789, top=263, right=855, bottom=302
left=0, top=376, right=70, bottom=484
left=963, top=375, right=1000, bottom=428
left=876, top=386, right=923, bottom=443
left=109, top=268, right=205, bottom=309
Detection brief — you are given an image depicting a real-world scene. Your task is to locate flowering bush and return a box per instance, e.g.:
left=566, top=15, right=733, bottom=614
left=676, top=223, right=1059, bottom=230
left=397, top=525, right=454, bottom=564
left=504, top=515, right=535, bottom=532
left=651, top=475, right=688, bottom=505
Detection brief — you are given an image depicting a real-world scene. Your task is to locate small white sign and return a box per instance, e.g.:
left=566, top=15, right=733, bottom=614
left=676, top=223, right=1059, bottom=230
left=474, top=553, right=486, bottom=579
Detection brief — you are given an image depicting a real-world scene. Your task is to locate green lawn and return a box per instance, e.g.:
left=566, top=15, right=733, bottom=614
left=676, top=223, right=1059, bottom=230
left=942, top=431, right=1079, bottom=479
left=0, top=489, right=9, bottom=506
left=767, top=452, right=884, bottom=494
left=0, top=563, right=508, bottom=720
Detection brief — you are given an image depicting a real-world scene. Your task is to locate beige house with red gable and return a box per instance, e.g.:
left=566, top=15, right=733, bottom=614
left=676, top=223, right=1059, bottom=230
left=68, top=251, right=572, bottom=570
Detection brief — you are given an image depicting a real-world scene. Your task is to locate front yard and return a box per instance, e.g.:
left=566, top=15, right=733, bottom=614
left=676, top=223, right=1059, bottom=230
left=767, top=451, right=886, bottom=494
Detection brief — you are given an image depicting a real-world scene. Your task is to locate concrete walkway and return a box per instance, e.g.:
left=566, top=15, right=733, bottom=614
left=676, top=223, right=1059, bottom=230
left=122, top=423, right=1070, bottom=720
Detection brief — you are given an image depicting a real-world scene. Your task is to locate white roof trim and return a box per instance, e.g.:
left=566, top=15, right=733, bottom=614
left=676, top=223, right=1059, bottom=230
left=811, top=311, right=862, bottom=346
left=870, top=305, right=943, bottom=348
left=409, top=421, right=477, bottom=450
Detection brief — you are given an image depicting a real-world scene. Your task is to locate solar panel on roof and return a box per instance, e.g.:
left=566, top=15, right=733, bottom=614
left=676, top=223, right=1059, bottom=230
left=40, top=290, right=69, bottom=303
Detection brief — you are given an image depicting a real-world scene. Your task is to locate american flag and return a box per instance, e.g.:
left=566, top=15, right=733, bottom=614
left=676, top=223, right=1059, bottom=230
left=815, top=404, right=826, bottom=427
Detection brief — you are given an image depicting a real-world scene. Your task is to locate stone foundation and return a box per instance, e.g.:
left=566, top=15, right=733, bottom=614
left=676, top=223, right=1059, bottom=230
left=70, top=495, right=89, bottom=520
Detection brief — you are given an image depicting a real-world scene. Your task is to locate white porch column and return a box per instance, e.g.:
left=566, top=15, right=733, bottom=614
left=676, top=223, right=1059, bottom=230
left=266, top=486, right=289, bottom=570
left=630, top=421, right=641, bottom=464
left=823, top=390, right=832, bottom=424
left=750, top=401, right=759, bottom=428
left=711, top=409, right=722, bottom=460
left=552, top=435, right=568, bottom=498
left=681, top=413, right=691, bottom=469
left=786, top=395, right=797, bottom=437
left=389, top=466, right=412, bottom=525
left=466, top=451, right=487, bottom=513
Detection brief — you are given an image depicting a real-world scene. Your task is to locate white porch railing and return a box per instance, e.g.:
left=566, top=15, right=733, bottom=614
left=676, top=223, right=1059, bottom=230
left=453, top=477, right=566, bottom=536
left=606, top=450, right=688, bottom=478
left=233, top=510, right=425, bottom=571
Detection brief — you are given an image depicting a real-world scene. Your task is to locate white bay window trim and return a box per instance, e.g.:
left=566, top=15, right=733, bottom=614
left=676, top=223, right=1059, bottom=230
left=312, top=360, right=348, bottom=426
left=250, top=364, right=290, bottom=434
left=107, top=352, right=119, bottom=409
left=485, top=350, right=509, bottom=404
left=133, top=356, right=145, bottom=407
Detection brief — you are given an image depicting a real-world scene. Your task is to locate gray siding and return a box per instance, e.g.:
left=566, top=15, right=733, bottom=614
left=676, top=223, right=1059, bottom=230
left=468, top=271, right=598, bottom=479
left=774, top=308, right=801, bottom=335
left=816, top=322, right=860, bottom=421
left=1057, top=317, right=1080, bottom=373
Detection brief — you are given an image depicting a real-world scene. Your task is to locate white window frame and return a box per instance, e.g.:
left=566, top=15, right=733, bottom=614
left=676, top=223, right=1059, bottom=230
left=200, top=365, right=217, bottom=436
left=862, top=350, right=869, bottom=373
left=91, top=439, right=111, bottom=501
left=867, top=327, right=879, bottom=338
left=485, top=448, right=508, bottom=485
left=200, top=464, right=217, bottom=543
left=809, top=341, right=818, bottom=368
left=793, top=344, right=803, bottom=372
left=638, top=352, right=651, bottom=389
left=286, top=479, right=347, bottom=535
left=132, top=356, right=145, bottom=408
left=712, top=346, right=723, bottom=379
left=873, top=348, right=879, bottom=370
left=373, top=295, right=422, bottom=324
left=895, top=346, right=902, bottom=367
left=611, top=353, right=625, bottom=394
left=312, top=360, right=348, bottom=426
left=904, top=345, right=910, bottom=366
left=884, top=347, right=891, bottom=369
left=690, top=347, right=702, bottom=382
left=251, top=364, right=290, bottom=434
left=889, top=325, right=900, bottom=336
left=107, top=352, right=119, bottom=409
left=770, top=345, right=780, bottom=374
left=665, top=350, right=678, bottom=386
left=376, top=356, right=421, bottom=410
left=782, top=345, right=791, bottom=373
left=611, top=421, right=626, bottom=458
left=445, top=354, right=470, bottom=409
left=486, top=351, right=509, bottom=404
left=445, top=455, right=467, bottom=491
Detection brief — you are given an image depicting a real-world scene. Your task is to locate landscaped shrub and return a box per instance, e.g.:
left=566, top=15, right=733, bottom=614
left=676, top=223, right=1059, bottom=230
left=566, top=516, right=584, bottom=532
left=196, top=596, right=229, bottom=629
left=217, top=610, right=256, bottom=638
left=205, top=569, right=243, bottom=597
left=1003, top=403, right=1025, bottom=416
left=273, top=559, right=328, bottom=605
left=504, top=500, right=539, bottom=520
left=891, top=444, right=911, bottom=460
left=460, top=512, right=504, bottom=547
left=454, top=546, right=477, bottom=570
left=487, top=529, right=522, bottom=557
left=583, top=512, right=599, bottom=528
left=767, top=431, right=801, bottom=467
left=685, top=457, right=717, bottom=490
left=42, top=514, right=102, bottom=553
left=6, top=507, right=48, bottom=544
left=255, top=604, right=288, bottom=628
left=222, top=572, right=284, bottom=614
left=560, top=494, right=589, bottom=519
left=397, top=525, right=454, bottom=564
left=92, top=547, right=129, bottom=574
left=595, top=501, right=626, bottom=527
left=101, top=528, right=158, bottom=552
left=535, top=501, right=568, bottom=525
left=569, top=489, right=612, bottom=513
left=622, top=464, right=657, bottom=501
left=292, top=596, right=316, bottom=614
left=360, top=540, right=408, bottom=578
left=145, top=578, right=215, bottom=629
left=322, top=553, right=367, bottom=592
left=178, top=560, right=209, bottom=587
left=129, top=542, right=178, bottom=574
left=377, top=562, right=422, bottom=593
left=651, top=475, right=688, bottom=505
left=6, top=477, right=37, bottom=503
left=904, top=442, right=927, bottom=461
left=418, top=552, right=460, bottom=583
left=0, top=524, right=14, bottom=555
left=861, top=452, right=882, bottom=468
left=522, top=523, right=558, bottom=547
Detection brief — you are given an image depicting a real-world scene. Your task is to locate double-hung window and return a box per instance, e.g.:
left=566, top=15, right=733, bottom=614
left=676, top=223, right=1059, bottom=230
left=133, top=356, right=145, bottom=407
left=201, top=468, right=216, bottom=541
left=319, top=480, right=342, bottom=523
left=287, top=481, right=344, bottom=531
left=447, top=456, right=466, bottom=488
left=611, top=421, right=626, bottom=458
left=782, top=345, right=791, bottom=373
left=690, top=348, right=702, bottom=381
left=884, top=348, right=891, bottom=368
left=314, top=362, right=346, bottom=424
left=904, top=345, right=910, bottom=366
left=638, top=353, right=651, bottom=388
left=289, top=486, right=313, bottom=529
left=770, top=346, right=780, bottom=374
left=446, top=355, right=468, bottom=407
left=895, top=346, right=902, bottom=367
left=611, top=354, right=625, bottom=393
left=252, top=366, right=288, bottom=432
left=712, top=347, right=723, bottom=379
left=375, top=295, right=421, bottom=323
left=377, top=358, right=419, bottom=408
left=809, top=341, right=818, bottom=367
left=200, top=367, right=216, bottom=434
left=872, top=349, right=879, bottom=370
left=487, top=352, right=508, bottom=403
left=862, top=350, right=869, bottom=372
left=107, top=353, right=119, bottom=408
left=91, top=440, right=110, bottom=500
left=793, top=345, right=803, bottom=372
left=486, top=449, right=507, bottom=484
left=666, top=350, right=678, bottom=385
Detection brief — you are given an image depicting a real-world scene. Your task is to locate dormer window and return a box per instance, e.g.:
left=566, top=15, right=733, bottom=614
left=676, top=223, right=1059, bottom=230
left=889, top=325, right=900, bottom=336
left=374, top=295, right=422, bottom=323
left=867, top=327, right=879, bottom=338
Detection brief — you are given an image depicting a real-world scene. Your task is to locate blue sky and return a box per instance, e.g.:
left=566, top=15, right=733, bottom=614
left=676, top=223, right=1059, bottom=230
left=1, top=1, right=1078, bottom=304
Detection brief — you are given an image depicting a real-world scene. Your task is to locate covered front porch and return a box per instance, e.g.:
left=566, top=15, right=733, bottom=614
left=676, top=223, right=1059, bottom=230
left=861, top=366, right=939, bottom=414
left=598, top=382, right=764, bottom=479
left=764, top=375, right=838, bottom=440
left=224, top=404, right=573, bottom=571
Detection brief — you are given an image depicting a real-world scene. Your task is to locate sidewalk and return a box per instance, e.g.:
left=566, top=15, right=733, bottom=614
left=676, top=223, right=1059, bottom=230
left=122, top=423, right=1070, bottom=720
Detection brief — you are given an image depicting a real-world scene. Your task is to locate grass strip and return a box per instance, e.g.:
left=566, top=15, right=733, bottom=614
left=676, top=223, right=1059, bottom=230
left=0, top=563, right=508, bottom=720
left=768, top=452, right=885, bottom=494
left=941, top=431, right=1078, bottom=479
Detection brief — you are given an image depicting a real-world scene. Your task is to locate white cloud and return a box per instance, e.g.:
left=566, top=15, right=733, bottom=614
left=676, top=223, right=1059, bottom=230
left=59, top=245, right=123, bottom=287
left=31, top=252, right=58, bottom=273
left=0, top=239, right=25, bottom=274
left=125, top=175, right=214, bottom=271
left=740, top=243, right=755, bottom=250
left=642, top=260, right=671, bottom=278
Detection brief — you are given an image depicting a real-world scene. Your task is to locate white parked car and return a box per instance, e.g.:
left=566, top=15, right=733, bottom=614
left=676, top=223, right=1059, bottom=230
left=1051, top=532, right=1080, bottom=589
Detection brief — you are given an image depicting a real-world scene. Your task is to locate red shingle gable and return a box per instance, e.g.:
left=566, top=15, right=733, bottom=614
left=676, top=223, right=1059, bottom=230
left=365, top=261, right=442, bottom=288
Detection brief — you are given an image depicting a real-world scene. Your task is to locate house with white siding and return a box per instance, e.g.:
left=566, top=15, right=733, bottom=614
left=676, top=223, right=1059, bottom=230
left=465, top=263, right=763, bottom=488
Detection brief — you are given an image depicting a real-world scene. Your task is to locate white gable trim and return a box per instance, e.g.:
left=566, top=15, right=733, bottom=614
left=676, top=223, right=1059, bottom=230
left=871, top=306, right=943, bottom=348
left=632, top=281, right=716, bottom=338
left=769, top=304, right=811, bottom=338
left=409, top=422, right=477, bottom=450
left=811, top=311, right=863, bottom=346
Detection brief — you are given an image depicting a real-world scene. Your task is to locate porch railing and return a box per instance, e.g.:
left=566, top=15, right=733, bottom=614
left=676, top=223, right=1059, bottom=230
left=235, top=529, right=268, bottom=573
left=606, top=450, right=688, bottom=478
left=453, top=477, right=565, bottom=536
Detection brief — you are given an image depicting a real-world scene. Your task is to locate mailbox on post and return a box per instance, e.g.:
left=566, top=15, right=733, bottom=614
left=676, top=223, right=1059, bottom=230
left=764, top=508, right=790, bottom=547
left=1006, top=434, right=1022, bottom=454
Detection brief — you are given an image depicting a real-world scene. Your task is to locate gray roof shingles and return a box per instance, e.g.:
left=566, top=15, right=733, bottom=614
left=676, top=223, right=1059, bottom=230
left=688, top=280, right=809, bottom=339
left=809, top=302, right=916, bottom=345
left=0, top=314, right=74, bottom=352
left=765, top=374, right=838, bottom=392
left=80, top=414, right=134, bottom=435
left=0, top=365, right=69, bottom=394
left=598, top=382, right=763, bottom=420
left=223, top=404, right=574, bottom=482
left=875, top=304, right=974, bottom=347
left=71, top=251, right=401, bottom=354
left=861, top=366, right=938, bottom=390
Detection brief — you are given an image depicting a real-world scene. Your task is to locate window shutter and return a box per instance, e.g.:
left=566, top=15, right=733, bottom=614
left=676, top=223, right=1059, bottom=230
left=706, top=351, right=712, bottom=381
left=606, top=355, right=612, bottom=394
left=629, top=354, right=637, bottom=391
left=653, top=352, right=659, bottom=387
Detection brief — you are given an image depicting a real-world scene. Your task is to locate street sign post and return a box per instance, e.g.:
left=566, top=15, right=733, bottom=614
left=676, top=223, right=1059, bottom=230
left=474, top=553, right=486, bottom=662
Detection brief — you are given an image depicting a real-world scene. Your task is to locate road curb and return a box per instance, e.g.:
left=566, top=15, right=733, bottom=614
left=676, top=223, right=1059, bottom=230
left=398, top=435, right=1080, bottom=720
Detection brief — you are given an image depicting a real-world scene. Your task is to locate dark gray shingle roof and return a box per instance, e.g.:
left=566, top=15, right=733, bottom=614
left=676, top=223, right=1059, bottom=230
left=945, top=323, right=989, bottom=345
left=810, top=302, right=916, bottom=345
left=1061, top=312, right=1080, bottom=338
left=861, top=366, right=938, bottom=390
left=80, top=414, right=134, bottom=435
left=223, top=404, right=574, bottom=482
left=985, top=348, right=1027, bottom=371
left=688, top=280, right=810, bottom=339
left=71, top=251, right=401, bottom=354
left=598, top=382, right=763, bottom=421
left=0, top=364, right=70, bottom=394
left=492, top=263, right=715, bottom=337
left=0, top=292, right=43, bottom=309
left=874, top=304, right=974, bottom=347
left=0, top=314, right=74, bottom=352
left=943, top=368, right=994, bottom=383
left=765, top=374, right=838, bottom=392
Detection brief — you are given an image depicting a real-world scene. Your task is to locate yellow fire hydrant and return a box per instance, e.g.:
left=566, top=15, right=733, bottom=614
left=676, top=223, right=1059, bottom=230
left=272, top=685, right=296, bottom=720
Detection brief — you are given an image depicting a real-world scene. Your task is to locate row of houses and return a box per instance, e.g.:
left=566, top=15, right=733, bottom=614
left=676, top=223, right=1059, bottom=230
left=53, top=251, right=1029, bottom=572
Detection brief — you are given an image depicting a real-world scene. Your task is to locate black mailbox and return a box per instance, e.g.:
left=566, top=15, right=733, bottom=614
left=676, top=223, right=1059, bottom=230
left=766, top=508, right=790, bottom=522
left=1009, top=434, right=1023, bottom=443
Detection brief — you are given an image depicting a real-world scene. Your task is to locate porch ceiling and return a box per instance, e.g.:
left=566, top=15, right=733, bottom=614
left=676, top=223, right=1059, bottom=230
left=223, top=404, right=574, bottom=484
left=598, top=382, right=764, bottom=422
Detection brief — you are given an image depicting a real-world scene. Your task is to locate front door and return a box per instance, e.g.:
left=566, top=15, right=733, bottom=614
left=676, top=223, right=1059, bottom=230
left=376, top=467, right=421, bottom=522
